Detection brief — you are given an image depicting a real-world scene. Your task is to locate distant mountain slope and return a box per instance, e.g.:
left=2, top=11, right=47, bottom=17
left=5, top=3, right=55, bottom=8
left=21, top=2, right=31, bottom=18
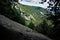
left=12, top=2, right=53, bottom=27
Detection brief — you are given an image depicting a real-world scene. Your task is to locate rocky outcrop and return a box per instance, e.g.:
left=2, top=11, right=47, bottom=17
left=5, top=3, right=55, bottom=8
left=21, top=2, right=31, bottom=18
left=0, top=15, right=52, bottom=40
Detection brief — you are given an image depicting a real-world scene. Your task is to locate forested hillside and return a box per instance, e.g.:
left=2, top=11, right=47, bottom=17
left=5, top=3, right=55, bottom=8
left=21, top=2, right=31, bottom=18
left=0, top=0, right=60, bottom=40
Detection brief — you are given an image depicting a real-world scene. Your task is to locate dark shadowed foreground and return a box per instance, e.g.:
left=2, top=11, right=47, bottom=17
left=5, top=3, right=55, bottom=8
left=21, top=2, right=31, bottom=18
left=0, top=15, right=52, bottom=40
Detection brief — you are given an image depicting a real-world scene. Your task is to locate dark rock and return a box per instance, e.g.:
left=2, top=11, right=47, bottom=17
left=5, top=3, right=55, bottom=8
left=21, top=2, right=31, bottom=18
left=0, top=15, right=52, bottom=40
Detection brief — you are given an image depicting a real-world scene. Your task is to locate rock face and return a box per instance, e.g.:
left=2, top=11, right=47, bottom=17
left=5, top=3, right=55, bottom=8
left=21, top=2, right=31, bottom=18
left=0, top=15, right=52, bottom=40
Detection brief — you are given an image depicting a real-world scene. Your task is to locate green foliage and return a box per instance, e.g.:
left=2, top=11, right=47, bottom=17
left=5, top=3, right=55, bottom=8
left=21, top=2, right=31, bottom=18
left=0, top=0, right=54, bottom=37
left=12, top=2, right=54, bottom=35
left=14, top=3, right=50, bottom=26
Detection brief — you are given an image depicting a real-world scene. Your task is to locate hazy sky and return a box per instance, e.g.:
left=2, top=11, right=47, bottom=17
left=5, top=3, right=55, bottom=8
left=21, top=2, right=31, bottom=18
left=18, top=0, right=49, bottom=9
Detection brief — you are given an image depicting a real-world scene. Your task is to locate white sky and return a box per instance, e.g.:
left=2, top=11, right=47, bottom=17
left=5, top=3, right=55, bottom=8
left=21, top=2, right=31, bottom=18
left=18, top=0, right=49, bottom=9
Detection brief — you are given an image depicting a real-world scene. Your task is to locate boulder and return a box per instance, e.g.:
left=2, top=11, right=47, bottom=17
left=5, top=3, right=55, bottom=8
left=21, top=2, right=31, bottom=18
left=0, top=15, right=52, bottom=40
